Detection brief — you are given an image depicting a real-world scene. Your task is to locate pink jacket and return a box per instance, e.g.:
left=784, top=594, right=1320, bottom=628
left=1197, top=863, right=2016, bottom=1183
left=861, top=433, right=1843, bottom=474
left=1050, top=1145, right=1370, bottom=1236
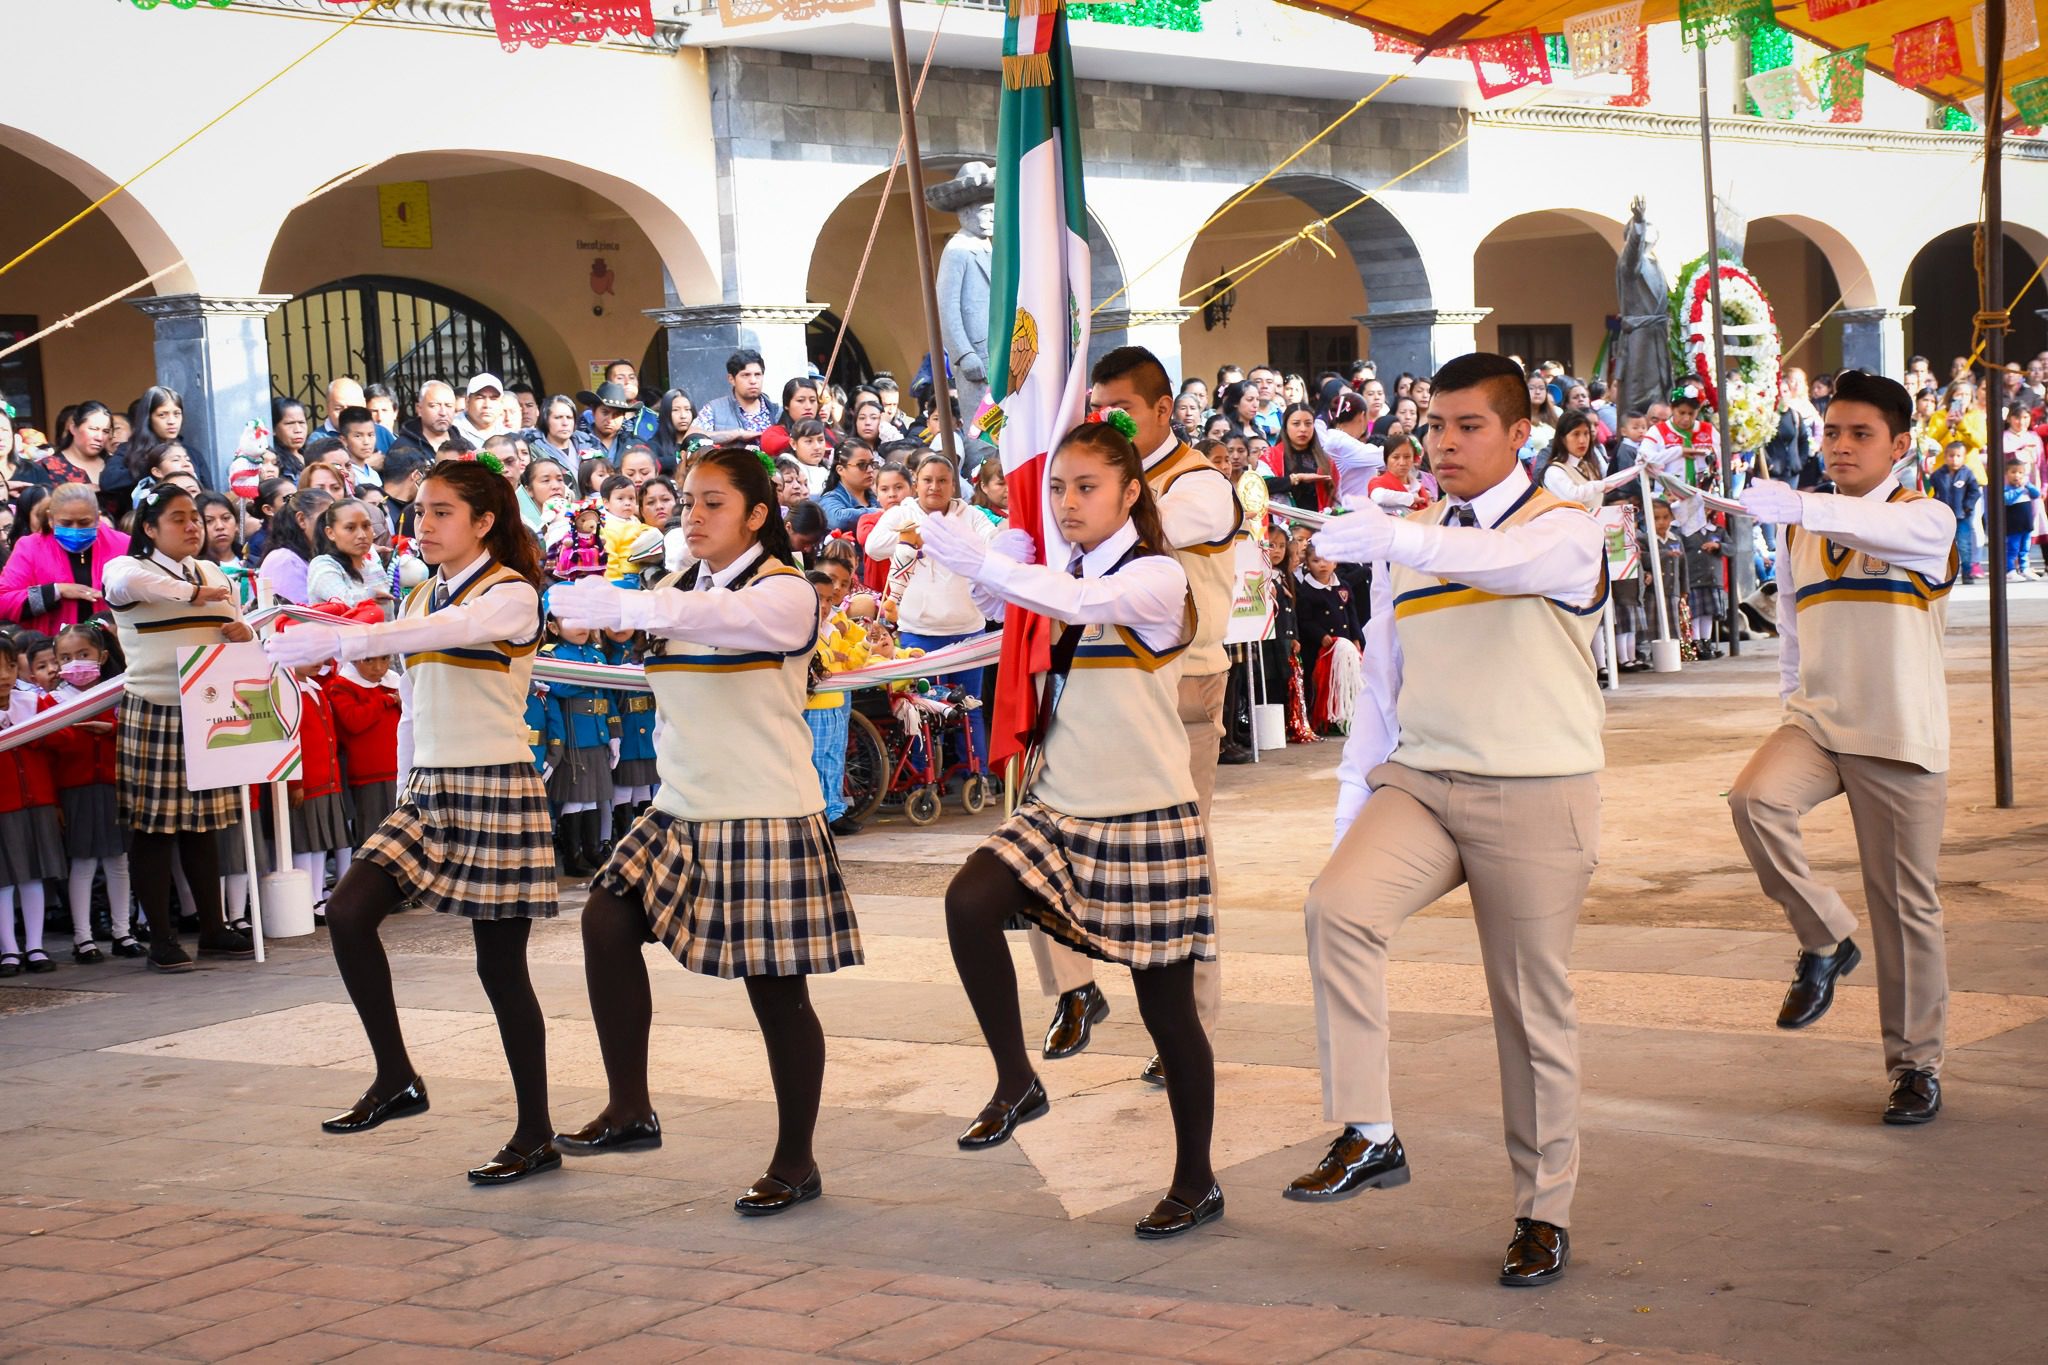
left=0, top=526, right=132, bottom=635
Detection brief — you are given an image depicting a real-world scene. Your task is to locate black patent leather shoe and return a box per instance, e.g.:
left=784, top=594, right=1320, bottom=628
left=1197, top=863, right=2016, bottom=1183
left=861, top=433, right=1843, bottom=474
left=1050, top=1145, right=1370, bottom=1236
left=467, top=1137, right=562, bottom=1184
left=1883, top=1068, right=1942, bottom=1125
left=1777, top=937, right=1861, bottom=1029
left=1282, top=1130, right=1409, bottom=1202
left=1499, top=1218, right=1569, bottom=1286
left=321, top=1077, right=429, bottom=1134
left=197, top=930, right=256, bottom=960
left=1042, top=984, right=1109, bottom=1060
left=1135, top=1183, right=1224, bottom=1239
left=957, top=1078, right=1049, bottom=1149
left=1140, top=1054, right=1166, bottom=1087
left=555, top=1113, right=663, bottom=1154
left=734, top=1166, right=822, bottom=1216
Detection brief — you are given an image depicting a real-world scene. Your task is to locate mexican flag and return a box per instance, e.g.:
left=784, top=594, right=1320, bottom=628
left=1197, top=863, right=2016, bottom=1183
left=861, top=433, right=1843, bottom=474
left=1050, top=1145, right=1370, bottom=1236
left=980, top=0, right=1092, bottom=769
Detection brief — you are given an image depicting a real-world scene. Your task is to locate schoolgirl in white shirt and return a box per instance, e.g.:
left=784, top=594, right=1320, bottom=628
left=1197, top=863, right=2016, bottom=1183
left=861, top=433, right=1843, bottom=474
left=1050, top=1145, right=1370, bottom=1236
left=916, top=413, right=1222, bottom=1241
left=547, top=446, right=863, bottom=1217
left=264, top=458, right=561, bottom=1185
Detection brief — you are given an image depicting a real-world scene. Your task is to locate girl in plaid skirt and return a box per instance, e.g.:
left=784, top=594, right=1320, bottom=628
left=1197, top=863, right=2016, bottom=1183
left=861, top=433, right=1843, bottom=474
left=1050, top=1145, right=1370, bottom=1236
left=103, top=486, right=259, bottom=973
left=265, top=458, right=561, bottom=1185
left=917, top=414, right=1223, bottom=1241
left=548, top=446, right=861, bottom=1219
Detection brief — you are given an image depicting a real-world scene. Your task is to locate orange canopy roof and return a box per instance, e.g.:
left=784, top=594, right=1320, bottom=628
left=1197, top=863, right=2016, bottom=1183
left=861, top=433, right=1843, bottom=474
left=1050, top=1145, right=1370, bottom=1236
left=1275, top=1, right=2046, bottom=115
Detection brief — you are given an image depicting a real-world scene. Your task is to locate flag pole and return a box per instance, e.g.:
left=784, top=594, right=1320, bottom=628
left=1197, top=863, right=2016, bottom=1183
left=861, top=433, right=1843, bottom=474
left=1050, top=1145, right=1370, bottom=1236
left=1983, top=0, right=2015, bottom=807
left=884, top=0, right=962, bottom=465
left=1694, top=42, right=1742, bottom=658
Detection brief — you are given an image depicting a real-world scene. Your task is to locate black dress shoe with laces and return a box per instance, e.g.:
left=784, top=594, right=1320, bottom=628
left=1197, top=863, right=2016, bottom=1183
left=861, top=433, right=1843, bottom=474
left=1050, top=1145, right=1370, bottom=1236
left=1140, top=1054, right=1166, bottom=1087
left=555, top=1113, right=663, bottom=1154
left=1283, top=1130, right=1409, bottom=1202
left=1042, top=984, right=1109, bottom=1060
left=1134, top=1184, right=1224, bottom=1239
left=1499, top=1218, right=1569, bottom=1286
left=957, top=1078, right=1049, bottom=1149
left=1883, top=1068, right=1941, bottom=1125
left=734, top=1166, right=822, bottom=1216
left=321, top=1077, right=430, bottom=1134
left=467, top=1137, right=562, bottom=1184
left=1777, top=937, right=1861, bottom=1029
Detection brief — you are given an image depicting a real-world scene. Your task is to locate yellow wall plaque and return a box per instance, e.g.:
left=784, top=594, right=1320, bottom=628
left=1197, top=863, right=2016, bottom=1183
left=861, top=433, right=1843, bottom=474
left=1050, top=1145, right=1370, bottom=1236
left=378, top=181, right=433, bottom=250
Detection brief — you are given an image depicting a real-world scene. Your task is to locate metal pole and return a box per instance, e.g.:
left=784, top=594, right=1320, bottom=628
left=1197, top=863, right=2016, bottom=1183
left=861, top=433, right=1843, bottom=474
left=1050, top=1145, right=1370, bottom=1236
left=884, top=0, right=961, bottom=465
left=1695, top=43, right=1743, bottom=658
left=1985, top=0, right=2015, bottom=807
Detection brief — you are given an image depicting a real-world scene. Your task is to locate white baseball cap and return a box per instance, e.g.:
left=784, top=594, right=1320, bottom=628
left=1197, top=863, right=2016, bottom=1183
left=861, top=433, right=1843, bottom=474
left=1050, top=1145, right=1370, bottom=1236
left=466, top=373, right=504, bottom=398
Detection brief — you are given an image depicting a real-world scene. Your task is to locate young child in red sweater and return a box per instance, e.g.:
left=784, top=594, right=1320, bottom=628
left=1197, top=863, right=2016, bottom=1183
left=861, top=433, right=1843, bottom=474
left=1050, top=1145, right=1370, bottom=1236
left=287, top=663, right=349, bottom=902
left=49, top=622, right=136, bottom=961
left=0, top=634, right=64, bottom=975
left=328, top=656, right=402, bottom=847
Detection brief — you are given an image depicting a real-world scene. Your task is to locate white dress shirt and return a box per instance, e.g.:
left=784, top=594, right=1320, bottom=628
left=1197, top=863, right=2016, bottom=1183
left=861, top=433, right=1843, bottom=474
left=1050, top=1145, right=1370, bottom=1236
left=1775, top=476, right=1955, bottom=703
left=1143, top=434, right=1238, bottom=550
left=865, top=498, right=996, bottom=635
left=1334, top=464, right=1606, bottom=839
left=970, top=519, right=1189, bottom=654
left=1319, top=421, right=1386, bottom=501
left=616, top=542, right=815, bottom=654
left=102, top=550, right=215, bottom=607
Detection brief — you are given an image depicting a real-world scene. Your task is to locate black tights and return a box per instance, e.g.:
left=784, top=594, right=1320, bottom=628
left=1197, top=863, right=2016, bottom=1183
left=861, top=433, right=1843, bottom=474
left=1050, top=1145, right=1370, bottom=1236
left=581, top=884, right=825, bottom=1184
left=325, top=862, right=552, bottom=1149
left=945, top=850, right=1215, bottom=1204
left=129, top=830, right=223, bottom=940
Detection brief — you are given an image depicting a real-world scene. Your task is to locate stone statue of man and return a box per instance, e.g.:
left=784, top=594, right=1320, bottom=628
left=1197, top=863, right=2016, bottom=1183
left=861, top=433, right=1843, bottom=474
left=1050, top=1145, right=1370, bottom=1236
left=928, top=162, right=997, bottom=427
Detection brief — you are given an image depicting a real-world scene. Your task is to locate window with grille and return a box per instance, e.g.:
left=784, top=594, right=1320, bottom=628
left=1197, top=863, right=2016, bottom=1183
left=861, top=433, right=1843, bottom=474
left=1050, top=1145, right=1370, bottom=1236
left=268, top=277, right=540, bottom=412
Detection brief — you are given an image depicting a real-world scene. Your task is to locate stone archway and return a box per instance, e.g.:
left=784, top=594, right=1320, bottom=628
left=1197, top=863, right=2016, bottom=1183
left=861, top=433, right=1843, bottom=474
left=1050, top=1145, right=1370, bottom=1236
left=1474, top=210, right=1626, bottom=381
left=1903, top=224, right=2048, bottom=375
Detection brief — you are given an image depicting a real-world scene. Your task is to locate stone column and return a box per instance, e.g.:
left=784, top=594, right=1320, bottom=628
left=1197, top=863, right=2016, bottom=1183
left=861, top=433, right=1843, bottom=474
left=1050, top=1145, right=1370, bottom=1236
left=1837, top=306, right=1914, bottom=379
left=1090, top=308, right=1198, bottom=383
left=645, top=303, right=824, bottom=410
left=1355, top=307, right=1491, bottom=382
left=130, top=293, right=290, bottom=490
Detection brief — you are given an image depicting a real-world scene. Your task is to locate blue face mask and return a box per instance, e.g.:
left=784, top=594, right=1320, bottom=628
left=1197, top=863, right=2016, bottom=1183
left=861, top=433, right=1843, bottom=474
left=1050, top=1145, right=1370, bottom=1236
left=52, top=525, right=97, bottom=553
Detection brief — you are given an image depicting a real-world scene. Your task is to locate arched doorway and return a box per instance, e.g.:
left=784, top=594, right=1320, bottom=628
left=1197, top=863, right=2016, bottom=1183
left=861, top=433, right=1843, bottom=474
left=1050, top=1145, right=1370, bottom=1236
left=268, top=277, right=541, bottom=412
left=1474, top=210, right=1623, bottom=381
left=1741, top=216, right=1862, bottom=376
left=1904, top=226, right=2048, bottom=372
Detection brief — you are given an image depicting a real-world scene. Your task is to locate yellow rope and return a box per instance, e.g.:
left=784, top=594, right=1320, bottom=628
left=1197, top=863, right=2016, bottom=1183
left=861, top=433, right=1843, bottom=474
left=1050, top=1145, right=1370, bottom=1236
left=0, top=1, right=390, bottom=283
left=1093, top=68, right=1409, bottom=316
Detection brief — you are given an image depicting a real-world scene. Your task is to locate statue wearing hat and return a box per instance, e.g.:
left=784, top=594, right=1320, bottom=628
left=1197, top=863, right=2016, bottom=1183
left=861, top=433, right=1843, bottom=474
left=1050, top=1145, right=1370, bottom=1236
left=927, top=161, right=997, bottom=429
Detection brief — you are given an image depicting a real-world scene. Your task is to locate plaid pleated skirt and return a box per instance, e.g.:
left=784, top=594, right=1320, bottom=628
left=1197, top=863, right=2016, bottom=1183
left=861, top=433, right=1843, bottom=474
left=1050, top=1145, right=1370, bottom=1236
left=116, top=695, right=239, bottom=834
left=597, top=809, right=862, bottom=979
left=986, top=799, right=1215, bottom=970
left=60, top=783, right=127, bottom=859
left=0, top=807, right=66, bottom=883
left=358, top=763, right=559, bottom=921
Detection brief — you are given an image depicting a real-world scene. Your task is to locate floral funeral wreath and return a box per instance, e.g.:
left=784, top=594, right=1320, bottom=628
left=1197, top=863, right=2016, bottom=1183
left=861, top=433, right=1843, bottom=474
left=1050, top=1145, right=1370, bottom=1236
left=1668, top=252, right=1782, bottom=454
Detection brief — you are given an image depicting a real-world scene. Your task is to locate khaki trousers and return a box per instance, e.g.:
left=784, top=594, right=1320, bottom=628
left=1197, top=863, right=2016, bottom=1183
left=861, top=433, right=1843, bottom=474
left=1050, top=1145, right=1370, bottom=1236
left=1304, top=762, right=1598, bottom=1228
left=1728, top=723, right=1948, bottom=1078
left=1028, top=668, right=1227, bottom=1032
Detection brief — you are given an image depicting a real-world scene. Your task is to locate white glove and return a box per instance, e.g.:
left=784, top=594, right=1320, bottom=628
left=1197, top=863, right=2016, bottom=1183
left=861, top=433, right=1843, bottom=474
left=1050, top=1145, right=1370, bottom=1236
left=1739, top=479, right=1806, bottom=526
left=540, top=762, right=555, bottom=785
left=550, top=576, right=631, bottom=630
left=1311, top=496, right=1399, bottom=564
left=989, top=527, right=1036, bottom=566
left=609, top=737, right=621, bottom=765
left=265, top=624, right=345, bottom=670
left=918, top=509, right=989, bottom=579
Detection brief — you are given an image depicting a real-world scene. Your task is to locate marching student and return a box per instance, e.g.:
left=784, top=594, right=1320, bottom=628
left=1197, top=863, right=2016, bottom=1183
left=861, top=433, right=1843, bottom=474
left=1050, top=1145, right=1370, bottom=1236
left=1019, top=346, right=1237, bottom=1087
left=1301, top=353, right=1607, bottom=1287
left=263, top=456, right=561, bottom=1184
left=547, top=446, right=862, bottom=1217
left=49, top=622, right=135, bottom=960
left=103, top=485, right=259, bottom=973
left=1732, top=370, right=1958, bottom=1126
left=916, top=412, right=1221, bottom=1240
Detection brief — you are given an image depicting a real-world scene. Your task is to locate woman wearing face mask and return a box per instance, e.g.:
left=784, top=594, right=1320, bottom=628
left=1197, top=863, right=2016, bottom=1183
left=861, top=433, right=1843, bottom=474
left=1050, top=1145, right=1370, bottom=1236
left=0, top=484, right=129, bottom=635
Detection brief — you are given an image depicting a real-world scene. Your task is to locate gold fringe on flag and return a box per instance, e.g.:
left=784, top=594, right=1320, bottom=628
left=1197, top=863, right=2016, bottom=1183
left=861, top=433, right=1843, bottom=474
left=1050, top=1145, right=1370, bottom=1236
left=1002, top=52, right=1053, bottom=88
left=1007, top=0, right=1063, bottom=17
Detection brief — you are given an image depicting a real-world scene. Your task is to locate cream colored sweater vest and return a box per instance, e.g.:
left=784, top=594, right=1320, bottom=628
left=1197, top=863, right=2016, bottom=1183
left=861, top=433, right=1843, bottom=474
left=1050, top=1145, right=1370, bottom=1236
left=109, top=559, right=240, bottom=706
left=646, top=559, right=824, bottom=822
left=1784, top=490, right=1956, bottom=773
left=400, top=564, right=542, bottom=770
left=1147, top=443, right=1238, bottom=679
left=1386, top=489, right=1606, bottom=778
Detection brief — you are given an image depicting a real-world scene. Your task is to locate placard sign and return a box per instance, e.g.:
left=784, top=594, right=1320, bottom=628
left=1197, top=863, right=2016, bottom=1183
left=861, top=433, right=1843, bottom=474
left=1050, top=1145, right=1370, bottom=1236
left=177, top=642, right=304, bottom=789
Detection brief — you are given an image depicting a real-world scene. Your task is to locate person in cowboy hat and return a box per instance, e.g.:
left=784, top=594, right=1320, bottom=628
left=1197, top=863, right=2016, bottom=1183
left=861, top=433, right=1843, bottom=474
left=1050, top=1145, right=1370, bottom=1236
left=577, top=382, right=647, bottom=466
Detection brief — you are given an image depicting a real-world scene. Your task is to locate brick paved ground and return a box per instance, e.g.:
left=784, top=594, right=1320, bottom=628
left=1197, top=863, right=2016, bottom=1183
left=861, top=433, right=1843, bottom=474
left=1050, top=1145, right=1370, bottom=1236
left=0, top=1195, right=1730, bottom=1364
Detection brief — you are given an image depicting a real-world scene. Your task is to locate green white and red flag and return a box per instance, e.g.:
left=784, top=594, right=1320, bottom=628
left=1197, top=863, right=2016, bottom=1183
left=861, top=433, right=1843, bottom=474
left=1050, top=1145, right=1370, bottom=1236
left=979, top=0, right=1092, bottom=768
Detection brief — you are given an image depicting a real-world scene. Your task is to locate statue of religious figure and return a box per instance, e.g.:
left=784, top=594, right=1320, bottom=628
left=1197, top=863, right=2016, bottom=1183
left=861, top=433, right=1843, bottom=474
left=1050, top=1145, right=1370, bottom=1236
left=1615, top=196, right=1672, bottom=422
left=927, top=162, right=997, bottom=427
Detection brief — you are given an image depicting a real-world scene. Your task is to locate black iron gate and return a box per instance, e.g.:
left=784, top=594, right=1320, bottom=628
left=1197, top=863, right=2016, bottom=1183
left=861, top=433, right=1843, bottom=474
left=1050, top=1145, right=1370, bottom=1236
left=268, top=276, right=540, bottom=411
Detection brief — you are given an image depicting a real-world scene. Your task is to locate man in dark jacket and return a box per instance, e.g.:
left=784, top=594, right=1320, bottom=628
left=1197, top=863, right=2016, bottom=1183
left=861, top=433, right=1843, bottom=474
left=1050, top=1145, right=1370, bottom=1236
left=1928, top=442, right=1983, bottom=583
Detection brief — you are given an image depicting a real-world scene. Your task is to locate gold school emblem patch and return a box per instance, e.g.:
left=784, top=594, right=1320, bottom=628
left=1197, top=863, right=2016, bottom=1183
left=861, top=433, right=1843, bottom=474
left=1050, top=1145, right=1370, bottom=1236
left=1862, top=554, right=1890, bottom=576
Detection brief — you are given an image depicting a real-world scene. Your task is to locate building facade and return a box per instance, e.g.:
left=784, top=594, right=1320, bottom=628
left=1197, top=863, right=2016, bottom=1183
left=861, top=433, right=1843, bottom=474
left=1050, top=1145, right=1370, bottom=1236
left=4, top=0, right=2043, bottom=482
